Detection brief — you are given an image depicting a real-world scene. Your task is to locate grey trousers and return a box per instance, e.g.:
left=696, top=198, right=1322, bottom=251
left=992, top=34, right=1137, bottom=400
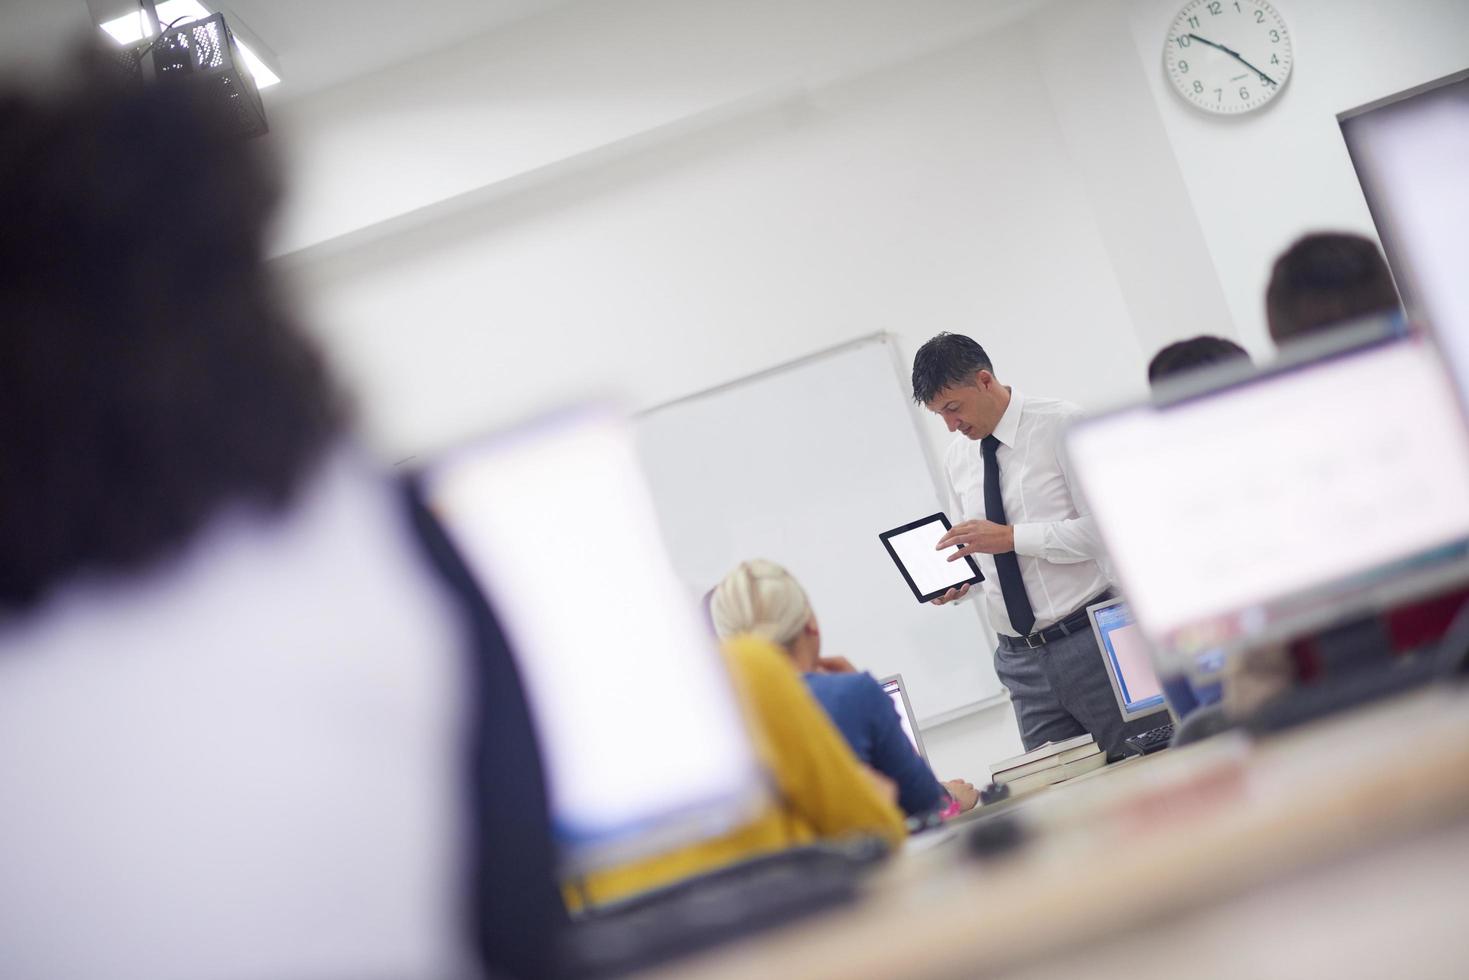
left=994, top=627, right=1165, bottom=759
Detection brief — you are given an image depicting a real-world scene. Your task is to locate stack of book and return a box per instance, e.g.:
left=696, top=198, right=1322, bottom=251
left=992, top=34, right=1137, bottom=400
left=988, top=734, right=1105, bottom=797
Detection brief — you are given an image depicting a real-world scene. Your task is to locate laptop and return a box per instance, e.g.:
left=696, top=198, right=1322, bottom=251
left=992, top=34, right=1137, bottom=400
left=417, top=406, right=875, bottom=973
left=878, top=674, right=928, bottom=762
left=1085, top=598, right=1169, bottom=722
left=1066, top=333, right=1469, bottom=715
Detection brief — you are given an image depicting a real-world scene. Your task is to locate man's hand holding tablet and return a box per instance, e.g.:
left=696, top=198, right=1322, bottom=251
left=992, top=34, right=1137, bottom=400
left=878, top=514, right=984, bottom=604
left=929, top=583, right=970, bottom=606
left=927, top=520, right=1012, bottom=604
left=934, top=519, right=1014, bottom=560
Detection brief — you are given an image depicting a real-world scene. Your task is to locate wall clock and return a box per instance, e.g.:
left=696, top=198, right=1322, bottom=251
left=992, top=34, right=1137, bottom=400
left=1164, top=1, right=1293, bottom=114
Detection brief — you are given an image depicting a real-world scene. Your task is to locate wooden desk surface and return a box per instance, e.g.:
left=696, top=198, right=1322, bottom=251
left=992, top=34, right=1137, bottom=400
left=641, top=686, right=1469, bottom=980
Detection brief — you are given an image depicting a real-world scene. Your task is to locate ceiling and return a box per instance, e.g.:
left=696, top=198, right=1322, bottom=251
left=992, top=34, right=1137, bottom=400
left=210, top=0, right=575, bottom=99
left=1, top=0, right=574, bottom=98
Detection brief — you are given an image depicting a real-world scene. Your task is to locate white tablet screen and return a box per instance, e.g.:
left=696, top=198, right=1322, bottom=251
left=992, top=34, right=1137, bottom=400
left=882, top=516, right=981, bottom=600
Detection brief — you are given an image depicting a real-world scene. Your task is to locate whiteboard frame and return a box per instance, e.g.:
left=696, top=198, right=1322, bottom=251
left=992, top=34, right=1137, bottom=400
left=638, top=332, right=1010, bottom=727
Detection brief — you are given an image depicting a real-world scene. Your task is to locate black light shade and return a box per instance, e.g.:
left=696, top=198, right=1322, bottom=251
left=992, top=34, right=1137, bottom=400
left=117, top=13, right=267, bottom=138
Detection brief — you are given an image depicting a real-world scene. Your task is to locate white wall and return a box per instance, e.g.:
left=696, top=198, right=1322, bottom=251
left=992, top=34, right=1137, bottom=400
left=268, top=0, right=1050, bottom=255
left=278, top=1, right=1138, bottom=772
left=266, top=0, right=1469, bottom=772
left=1125, top=0, right=1469, bottom=352
left=923, top=702, right=1025, bottom=784
left=276, top=0, right=1216, bottom=461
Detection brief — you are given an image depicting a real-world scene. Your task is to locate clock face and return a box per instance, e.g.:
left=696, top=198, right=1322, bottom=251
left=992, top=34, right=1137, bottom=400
left=1164, top=0, right=1293, bottom=115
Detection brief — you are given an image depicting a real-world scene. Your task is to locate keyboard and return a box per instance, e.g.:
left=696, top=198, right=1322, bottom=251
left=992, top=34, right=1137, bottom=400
left=1123, top=722, right=1175, bottom=756
left=562, top=841, right=884, bottom=977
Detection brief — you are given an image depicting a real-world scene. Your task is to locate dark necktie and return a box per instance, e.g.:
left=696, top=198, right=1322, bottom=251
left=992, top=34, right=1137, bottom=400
left=981, top=435, right=1036, bottom=636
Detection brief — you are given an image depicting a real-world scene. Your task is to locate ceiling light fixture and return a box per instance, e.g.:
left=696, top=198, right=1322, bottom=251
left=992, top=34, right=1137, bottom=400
left=100, top=0, right=280, bottom=88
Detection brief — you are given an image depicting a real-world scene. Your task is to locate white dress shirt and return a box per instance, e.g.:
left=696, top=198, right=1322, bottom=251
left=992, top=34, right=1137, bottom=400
left=941, top=388, right=1111, bottom=636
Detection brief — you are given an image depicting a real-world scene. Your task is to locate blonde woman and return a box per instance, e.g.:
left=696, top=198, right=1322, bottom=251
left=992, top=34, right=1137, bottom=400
left=711, top=561, right=979, bottom=817
left=568, top=631, right=907, bottom=908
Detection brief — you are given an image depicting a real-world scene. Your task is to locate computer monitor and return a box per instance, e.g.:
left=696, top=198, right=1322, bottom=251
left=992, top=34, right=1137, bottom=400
left=1340, top=69, right=1469, bottom=408
left=1065, top=335, right=1469, bottom=665
left=878, top=674, right=927, bottom=761
left=1085, top=598, right=1168, bottom=722
left=419, top=407, right=768, bottom=875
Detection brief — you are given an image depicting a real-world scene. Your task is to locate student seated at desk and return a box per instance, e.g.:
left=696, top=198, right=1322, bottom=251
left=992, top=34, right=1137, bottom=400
left=1265, top=231, right=1402, bottom=346
left=1147, top=335, right=1252, bottom=387
left=568, top=634, right=906, bottom=908
left=709, top=560, right=979, bottom=818
left=1257, top=231, right=1466, bottom=687
left=1144, top=337, right=1255, bottom=735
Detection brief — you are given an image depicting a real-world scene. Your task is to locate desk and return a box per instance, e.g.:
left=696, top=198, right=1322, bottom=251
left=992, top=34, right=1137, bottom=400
left=900, top=749, right=1166, bottom=857
left=641, top=686, right=1469, bottom=979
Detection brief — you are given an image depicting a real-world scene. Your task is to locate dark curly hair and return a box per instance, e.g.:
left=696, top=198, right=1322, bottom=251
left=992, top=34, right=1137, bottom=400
left=0, top=50, right=342, bottom=610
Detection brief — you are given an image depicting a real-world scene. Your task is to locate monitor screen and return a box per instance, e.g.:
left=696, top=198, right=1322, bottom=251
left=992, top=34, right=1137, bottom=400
left=1341, top=69, right=1469, bottom=407
left=1066, top=337, right=1469, bottom=659
left=1087, top=600, right=1166, bottom=719
left=421, top=408, right=767, bottom=874
left=880, top=675, right=925, bottom=760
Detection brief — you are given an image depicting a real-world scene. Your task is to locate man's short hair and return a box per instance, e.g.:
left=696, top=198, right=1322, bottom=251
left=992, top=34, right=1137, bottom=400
left=1147, top=336, right=1252, bottom=386
left=1265, top=232, right=1401, bottom=344
left=911, top=332, right=994, bottom=404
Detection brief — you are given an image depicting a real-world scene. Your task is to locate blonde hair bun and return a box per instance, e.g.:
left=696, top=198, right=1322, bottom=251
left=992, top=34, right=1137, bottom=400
left=709, top=559, right=812, bottom=648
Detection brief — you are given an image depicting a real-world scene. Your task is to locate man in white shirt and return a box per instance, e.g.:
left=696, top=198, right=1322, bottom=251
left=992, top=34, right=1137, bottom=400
left=911, top=332, right=1151, bottom=757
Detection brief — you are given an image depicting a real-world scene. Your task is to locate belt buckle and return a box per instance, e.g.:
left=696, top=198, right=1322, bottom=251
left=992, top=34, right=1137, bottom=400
left=1024, top=631, right=1045, bottom=649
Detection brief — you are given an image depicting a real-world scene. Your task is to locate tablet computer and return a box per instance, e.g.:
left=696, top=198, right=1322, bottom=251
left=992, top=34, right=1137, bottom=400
left=878, top=513, right=984, bottom=603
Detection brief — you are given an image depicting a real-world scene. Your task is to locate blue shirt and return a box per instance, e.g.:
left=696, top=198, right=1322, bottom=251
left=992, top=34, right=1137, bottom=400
left=803, top=672, right=945, bottom=816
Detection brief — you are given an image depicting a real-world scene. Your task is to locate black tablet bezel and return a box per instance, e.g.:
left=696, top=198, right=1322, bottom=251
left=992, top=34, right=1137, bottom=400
left=878, top=513, right=985, bottom=603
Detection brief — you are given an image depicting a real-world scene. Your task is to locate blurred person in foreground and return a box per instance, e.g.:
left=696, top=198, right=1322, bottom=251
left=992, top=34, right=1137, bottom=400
left=0, top=50, right=559, bottom=979
left=710, top=560, right=979, bottom=818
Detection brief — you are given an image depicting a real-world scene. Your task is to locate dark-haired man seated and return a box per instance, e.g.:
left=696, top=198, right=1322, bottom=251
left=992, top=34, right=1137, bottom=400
left=1147, top=335, right=1252, bottom=386
left=1265, top=231, right=1403, bottom=346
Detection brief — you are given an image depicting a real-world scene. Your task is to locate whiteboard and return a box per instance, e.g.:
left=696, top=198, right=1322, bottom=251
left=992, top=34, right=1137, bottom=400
left=634, top=335, right=1002, bottom=724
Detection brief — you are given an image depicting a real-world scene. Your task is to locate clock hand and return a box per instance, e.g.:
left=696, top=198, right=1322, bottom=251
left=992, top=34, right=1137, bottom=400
left=1187, top=32, right=1278, bottom=87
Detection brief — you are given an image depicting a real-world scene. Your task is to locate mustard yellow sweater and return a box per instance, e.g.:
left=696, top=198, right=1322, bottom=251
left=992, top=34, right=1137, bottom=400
left=568, top=635, right=906, bottom=908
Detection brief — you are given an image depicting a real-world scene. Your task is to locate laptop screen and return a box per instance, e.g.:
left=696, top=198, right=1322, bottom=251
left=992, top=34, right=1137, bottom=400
left=1067, top=337, right=1469, bottom=660
left=880, top=675, right=926, bottom=760
left=1087, top=600, right=1166, bottom=720
left=421, top=408, right=767, bottom=874
left=1341, top=69, right=1469, bottom=410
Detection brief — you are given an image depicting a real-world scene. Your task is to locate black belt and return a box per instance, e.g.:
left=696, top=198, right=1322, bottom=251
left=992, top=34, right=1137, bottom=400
left=997, top=590, right=1114, bottom=651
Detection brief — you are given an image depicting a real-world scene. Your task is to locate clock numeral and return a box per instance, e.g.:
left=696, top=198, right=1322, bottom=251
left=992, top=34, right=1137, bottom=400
left=1187, top=15, right=1200, bottom=28
left=1207, top=1, right=1221, bottom=14
left=1239, top=86, right=1250, bottom=100
left=1269, top=28, right=1280, bottom=42
left=1193, top=80, right=1204, bottom=93
left=1234, top=1, right=1242, bottom=11
left=1178, top=60, right=1189, bottom=73
left=1270, top=53, right=1280, bottom=65
left=1255, top=9, right=1265, bottom=22
left=1214, top=88, right=1223, bottom=103
left=1176, top=34, right=1191, bottom=47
